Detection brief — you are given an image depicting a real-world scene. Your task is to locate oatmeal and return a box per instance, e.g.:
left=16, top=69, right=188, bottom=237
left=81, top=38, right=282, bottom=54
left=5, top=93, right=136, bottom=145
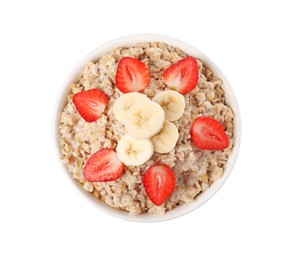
left=59, top=42, right=234, bottom=215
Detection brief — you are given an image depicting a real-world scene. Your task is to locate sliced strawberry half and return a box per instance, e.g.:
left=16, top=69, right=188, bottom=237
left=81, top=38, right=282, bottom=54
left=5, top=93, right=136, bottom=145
left=142, top=164, right=175, bottom=206
left=115, top=57, right=150, bottom=93
left=83, top=149, right=124, bottom=182
left=191, top=117, right=229, bottom=150
left=73, top=88, right=109, bottom=122
left=163, top=56, right=199, bottom=94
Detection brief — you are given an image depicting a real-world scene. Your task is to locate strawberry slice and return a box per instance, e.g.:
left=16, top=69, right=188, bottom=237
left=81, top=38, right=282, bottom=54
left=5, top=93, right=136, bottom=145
left=142, top=164, right=175, bottom=206
left=191, top=117, right=229, bottom=150
left=73, top=88, right=109, bottom=122
left=83, top=149, right=124, bottom=182
left=116, top=57, right=150, bottom=93
left=163, top=56, right=199, bottom=94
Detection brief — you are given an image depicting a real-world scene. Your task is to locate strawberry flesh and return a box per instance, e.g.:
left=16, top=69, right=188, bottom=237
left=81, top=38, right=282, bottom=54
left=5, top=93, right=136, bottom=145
left=116, top=57, right=150, bottom=93
left=83, top=149, right=124, bottom=182
left=142, top=164, right=175, bottom=206
left=73, top=88, right=109, bottom=122
left=191, top=117, right=229, bottom=150
left=163, top=56, right=199, bottom=94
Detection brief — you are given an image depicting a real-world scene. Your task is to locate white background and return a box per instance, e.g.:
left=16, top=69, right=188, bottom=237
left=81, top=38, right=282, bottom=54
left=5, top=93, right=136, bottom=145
left=0, top=0, right=288, bottom=259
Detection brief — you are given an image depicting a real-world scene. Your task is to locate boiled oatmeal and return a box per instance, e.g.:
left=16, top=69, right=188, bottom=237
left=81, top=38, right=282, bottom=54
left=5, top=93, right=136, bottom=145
left=59, top=42, right=234, bottom=215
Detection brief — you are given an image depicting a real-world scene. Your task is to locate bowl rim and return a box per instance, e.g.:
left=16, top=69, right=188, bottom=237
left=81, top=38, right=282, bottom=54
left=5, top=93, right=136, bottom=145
left=54, top=33, right=241, bottom=223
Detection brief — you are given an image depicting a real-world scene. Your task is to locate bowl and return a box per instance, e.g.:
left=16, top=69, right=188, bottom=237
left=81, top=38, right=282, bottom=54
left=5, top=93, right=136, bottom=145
left=54, top=34, right=241, bottom=222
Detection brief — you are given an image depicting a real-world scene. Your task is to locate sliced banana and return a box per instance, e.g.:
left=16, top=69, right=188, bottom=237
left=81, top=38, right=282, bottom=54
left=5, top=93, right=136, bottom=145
left=151, top=121, right=179, bottom=153
left=116, top=134, right=154, bottom=166
left=113, top=92, right=149, bottom=124
left=125, top=99, right=165, bottom=139
left=152, top=90, right=185, bottom=121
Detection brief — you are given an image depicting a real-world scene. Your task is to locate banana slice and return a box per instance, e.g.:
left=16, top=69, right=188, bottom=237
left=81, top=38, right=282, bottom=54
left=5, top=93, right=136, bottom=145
left=116, top=134, right=154, bottom=166
left=152, top=90, right=185, bottom=121
left=151, top=121, right=179, bottom=153
left=125, top=99, right=165, bottom=139
left=113, top=92, right=149, bottom=124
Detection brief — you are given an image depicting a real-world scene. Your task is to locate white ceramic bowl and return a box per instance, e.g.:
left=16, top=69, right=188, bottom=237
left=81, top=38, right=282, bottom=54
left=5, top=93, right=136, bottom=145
left=55, top=34, right=241, bottom=222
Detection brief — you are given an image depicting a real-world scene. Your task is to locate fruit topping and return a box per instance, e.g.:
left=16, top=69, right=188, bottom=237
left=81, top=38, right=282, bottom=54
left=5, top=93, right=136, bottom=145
left=163, top=56, right=199, bottom=94
left=143, top=164, right=175, bottom=206
left=116, top=57, right=150, bottom=93
left=83, top=149, right=124, bottom=182
left=73, top=88, right=108, bottom=122
left=191, top=117, right=229, bottom=150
